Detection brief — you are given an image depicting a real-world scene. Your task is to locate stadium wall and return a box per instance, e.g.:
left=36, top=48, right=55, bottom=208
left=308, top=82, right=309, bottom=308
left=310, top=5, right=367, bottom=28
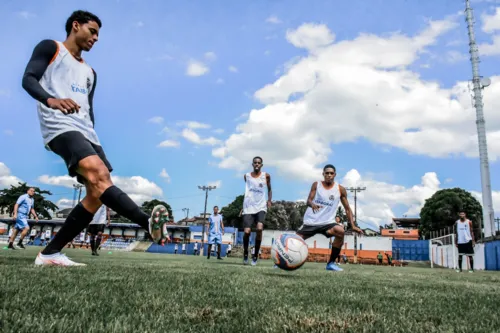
left=484, top=240, right=500, bottom=271
left=431, top=243, right=486, bottom=270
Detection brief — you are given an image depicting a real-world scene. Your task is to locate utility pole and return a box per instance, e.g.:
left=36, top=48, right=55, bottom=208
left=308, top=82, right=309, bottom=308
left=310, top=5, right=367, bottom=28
left=73, top=184, right=84, bottom=207
left=495, top=218, right=500, bottom=236
left=182, top=208, right=190, bottom=225
left=198, top=185, right=217, bottom=255
left=465, top=0, right=496, bottom=239
left=346, top=186, right=366, bottom=263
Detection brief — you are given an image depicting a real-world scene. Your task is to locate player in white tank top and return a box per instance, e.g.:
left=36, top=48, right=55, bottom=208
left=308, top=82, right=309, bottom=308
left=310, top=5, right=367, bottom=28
left=241, top=157, right=272, bottom=265
left=454, top=211, right=475, bottom=272
left=296, top=164, right=363, bottom=272
left=22, top=11, right=171, bottom=266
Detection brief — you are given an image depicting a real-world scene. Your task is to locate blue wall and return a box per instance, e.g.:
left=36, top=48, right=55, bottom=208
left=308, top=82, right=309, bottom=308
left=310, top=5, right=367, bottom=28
left=147, top=243, right=230, bottom=257
left=392, top=240, right=429, bottom=261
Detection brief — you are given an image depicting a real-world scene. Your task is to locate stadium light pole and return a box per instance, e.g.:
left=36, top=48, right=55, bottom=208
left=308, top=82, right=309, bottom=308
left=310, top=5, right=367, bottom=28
left=347, top=186, right=366, bottom=263
left=198, top=185, right=217, bottom=255
left=73, top=184, right=84, bottom=207
left=182, top=208, right=190, bottom=225
left=465, top=0, right=496, bottom=239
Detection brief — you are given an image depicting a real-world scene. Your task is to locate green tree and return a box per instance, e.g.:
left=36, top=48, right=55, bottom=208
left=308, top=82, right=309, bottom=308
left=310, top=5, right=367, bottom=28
left=336, top=206, right=347, bottom=223
left=419, top=188, right=483, bottom=238
left=220, top=195, right=244, bottom=227
left=0, top=182, right=58, bottom=219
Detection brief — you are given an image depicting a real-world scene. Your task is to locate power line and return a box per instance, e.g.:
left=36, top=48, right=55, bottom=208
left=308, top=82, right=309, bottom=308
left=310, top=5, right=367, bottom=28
left=198, top=185, right=217, bottom=256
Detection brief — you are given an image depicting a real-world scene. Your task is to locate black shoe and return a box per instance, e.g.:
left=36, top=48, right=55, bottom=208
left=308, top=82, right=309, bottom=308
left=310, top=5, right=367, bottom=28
left=8, top=243, right=16, bottom=250
left=17, top=243, right=25, bottom=249
left=207, top=256, right=210, bottom=259
left=95, top=251, right=99, bottom=256
left=92, top=251, right=96, bottom=256
left=217, top=257, right=223, bottom=260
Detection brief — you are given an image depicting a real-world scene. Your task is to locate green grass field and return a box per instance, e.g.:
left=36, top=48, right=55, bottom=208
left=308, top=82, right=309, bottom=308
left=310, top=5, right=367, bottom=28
left=1, top=248, right=499, bottom=333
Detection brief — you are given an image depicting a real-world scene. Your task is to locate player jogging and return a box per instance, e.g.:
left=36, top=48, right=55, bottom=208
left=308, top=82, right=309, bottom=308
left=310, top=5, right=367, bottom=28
left=88, top=204, right=110, bottom=256
left=22, top=10, right=169, bottom=266
left=455, top=211, right=475, bottom=273
left=8, top=187, right=39, bottom=250
left=241, top=156, right=272, bottom=265
left=296, top=164, right=363, bottom=272
left=207, top=206, right=224, bottom=260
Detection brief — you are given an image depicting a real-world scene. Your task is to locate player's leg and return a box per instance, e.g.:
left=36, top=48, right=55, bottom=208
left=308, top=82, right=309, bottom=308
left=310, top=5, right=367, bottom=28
left=467, top=241, right=474, bottom=272
left=251, top=211, right=266, bottom=265
left=95, top=230, right=103, bottom=255
left=216, top=238, right=222, bottom=260
left=207, top=235, right=213, bottom=259
left=457, top=254, right=463, bottom=272
left=17, top=226, right=30, bottom=249
left=242, top=214, right=253, bottom=264
left=8, top=228, right=20, bottom=249
left=324, top=224, right=345, bottom=272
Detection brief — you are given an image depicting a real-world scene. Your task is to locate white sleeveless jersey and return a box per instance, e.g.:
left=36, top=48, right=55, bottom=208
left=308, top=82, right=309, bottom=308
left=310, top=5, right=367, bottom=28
left=303, top=181, right=342, bottom=226
left=243, top=172, right=268, bottom=214
left=456, top=219, right=473, bottom=244
left=37, top=41, right=100, bottom=147
left=90, top=205, right=107, bottom=225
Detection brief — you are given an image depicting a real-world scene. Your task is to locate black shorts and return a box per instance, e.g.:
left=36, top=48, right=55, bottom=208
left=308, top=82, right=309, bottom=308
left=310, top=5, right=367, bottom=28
left=48, top=131, right=113, bottom=184
left=457, top=241, right=474, bottom=255
left=88, top=224, right=105, bottom=235
left=296, top=223, right=340, bottom=238
left=242, top=211, right=266, bottom=228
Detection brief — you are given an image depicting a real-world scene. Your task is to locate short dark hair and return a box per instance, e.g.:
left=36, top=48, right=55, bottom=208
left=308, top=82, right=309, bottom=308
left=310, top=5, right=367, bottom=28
left=213, top=206, right=219, bottom=209
left=65, top=10, right=102, bottom=37
left=323, top=164, right=336, bottom=172
left=253, top=156, right=263, bottom=163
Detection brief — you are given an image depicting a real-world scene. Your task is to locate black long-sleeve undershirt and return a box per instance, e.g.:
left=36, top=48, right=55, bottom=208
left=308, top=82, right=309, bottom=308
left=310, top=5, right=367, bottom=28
left=21, top=39, right=97, bottom=127
left=21, top=39, right=57, bottom=107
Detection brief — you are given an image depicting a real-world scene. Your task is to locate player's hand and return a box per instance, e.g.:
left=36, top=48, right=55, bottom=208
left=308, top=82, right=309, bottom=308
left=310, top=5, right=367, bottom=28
left=35, top=218, right=39, bottom=223
left=12, top=215, right=17, bottom=220
left=267, top=200, right=272, bottom=209
left=352, top=226, right=364, bottom=234
left=47, top=98, right=80, bottom=115
left=311, top=204, right=322, bottom=213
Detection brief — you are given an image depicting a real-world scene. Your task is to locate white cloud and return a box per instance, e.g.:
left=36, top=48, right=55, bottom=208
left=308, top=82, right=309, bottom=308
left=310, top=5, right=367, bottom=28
left=182, top=129, right=221, bottom=146
left=0, top=162, right=22, bottom=189
left=228, top=66, right=238, bottom=73
left=204, top=52, right=217, bottom=61
left=482, top=7, right=500, bottom=33
left=159, top=168, right=171, bottom=183
left=56, top=198, right=74, bottom=210
left=266, top=15, right=282, bottom=24
left=157, top=140, right=180, bottom=148
left=186, top=60, right=209, bottom=76
left=3, top=130, right=13, bottom=136
left=213, top=17, right=500, bottom=180
left=446, top=50, right=468, bottom=63
left=39, top=174, right=163, bottom=205
left=177, top=121, right=211, bottom=129
left=148, top=116, right=164, bottom=124
left=208, top=180, right=222, bottom=188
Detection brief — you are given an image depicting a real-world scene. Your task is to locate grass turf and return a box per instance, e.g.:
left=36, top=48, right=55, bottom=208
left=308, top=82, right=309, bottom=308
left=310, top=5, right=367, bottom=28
left=1, top=247, right=499, bottom=333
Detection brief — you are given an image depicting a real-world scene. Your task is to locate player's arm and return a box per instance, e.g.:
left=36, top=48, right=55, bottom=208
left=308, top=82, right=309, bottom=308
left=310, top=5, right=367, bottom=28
left=339, top=186, right=362, bottom=234
left=469, top=220, right=475, bottom=245
left=266, top=173, right=272, bottom=208
left=106, top=206, right=111, bottom=226
left=12, top=203, right=19, bottom=219
left=307, top=182, right=321, bottom=213
left=221, top=217, right=225, bottom=235
left=454, top=221, right=458, bottom=246
left=30, top=208, right=39, bottom=222
left=88, top=69, right=97, bottom=126
left=22, top=39, right=79, bottom=114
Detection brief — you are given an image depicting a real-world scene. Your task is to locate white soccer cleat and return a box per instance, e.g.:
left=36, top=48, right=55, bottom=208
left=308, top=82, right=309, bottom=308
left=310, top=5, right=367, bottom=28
left=35, top=252, right=86, bottom=267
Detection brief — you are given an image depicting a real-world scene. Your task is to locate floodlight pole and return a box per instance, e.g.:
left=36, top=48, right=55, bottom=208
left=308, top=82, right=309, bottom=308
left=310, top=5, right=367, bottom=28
left=182, top=208, right=190, bottom=225
left=347, top=186, right=366, bottom=263
left=198, top=185, right=216, bottom=255
left=465, top=0, right=495, bottom=239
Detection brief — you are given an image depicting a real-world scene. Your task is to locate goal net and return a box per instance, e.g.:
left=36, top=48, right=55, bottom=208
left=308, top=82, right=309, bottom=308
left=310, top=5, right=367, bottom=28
left=430, top=234, right=456, bottom=269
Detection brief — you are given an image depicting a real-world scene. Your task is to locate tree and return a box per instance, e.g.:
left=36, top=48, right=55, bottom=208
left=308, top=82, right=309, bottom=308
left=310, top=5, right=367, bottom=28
left=141, top=199, right=174, bottom=222
left=336, top=206, right=347, bottom=223
left=419, top=188, right=483, bottom=238
left=220, top=195, right=244, bottom=227
left=0, top=182, right=58, bottom=220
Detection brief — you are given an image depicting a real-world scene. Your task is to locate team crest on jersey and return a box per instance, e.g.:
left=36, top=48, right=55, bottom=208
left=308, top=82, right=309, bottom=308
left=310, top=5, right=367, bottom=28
left=259, top=183, right=263, bottom=188
left=329, top=195, right=335, bottom=201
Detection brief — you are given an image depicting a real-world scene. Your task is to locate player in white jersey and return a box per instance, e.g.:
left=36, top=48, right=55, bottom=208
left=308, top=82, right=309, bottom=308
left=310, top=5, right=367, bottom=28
left=22, top=10, right=169, bottom=266
left=88, top=205, right=110, bottom=256
left=241, top=156, right=272, bottom=265
left=455, top=211, right=475, bottom=273
left=296, top=164, right=363, bottom=272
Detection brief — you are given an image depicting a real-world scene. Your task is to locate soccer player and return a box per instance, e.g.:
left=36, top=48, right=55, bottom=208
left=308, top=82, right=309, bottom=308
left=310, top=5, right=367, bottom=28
left=207, top=206, right=224, bottom=260
left=22, top=10, right=169, bottom=266
left=9, top=187, right=39, bottom=250
left=88, top=204, right=110, bottom=256
left=241, top=156, right=272, bottom=265
left=455, top=211, right=475, bottom=273
left=296, top=164, right=363, bottom=272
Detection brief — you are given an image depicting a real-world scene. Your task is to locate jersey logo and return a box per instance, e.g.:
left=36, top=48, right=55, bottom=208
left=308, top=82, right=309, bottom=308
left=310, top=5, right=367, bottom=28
left=259, top=183, right=263, bottom=188
left=71, top=82, right=88, bottom=94
left=329, top=195, right=335, bottom=201
left=86, top=77, right=92, bottom=91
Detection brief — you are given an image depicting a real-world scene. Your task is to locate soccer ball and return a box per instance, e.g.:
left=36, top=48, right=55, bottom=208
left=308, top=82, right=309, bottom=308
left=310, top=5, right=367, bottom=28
left=271, top=234, right=309, bottom=271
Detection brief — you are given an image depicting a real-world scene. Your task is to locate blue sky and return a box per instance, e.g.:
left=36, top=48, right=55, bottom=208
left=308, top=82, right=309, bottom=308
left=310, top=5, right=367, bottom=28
left=1, top=0, right=500, bottom=230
